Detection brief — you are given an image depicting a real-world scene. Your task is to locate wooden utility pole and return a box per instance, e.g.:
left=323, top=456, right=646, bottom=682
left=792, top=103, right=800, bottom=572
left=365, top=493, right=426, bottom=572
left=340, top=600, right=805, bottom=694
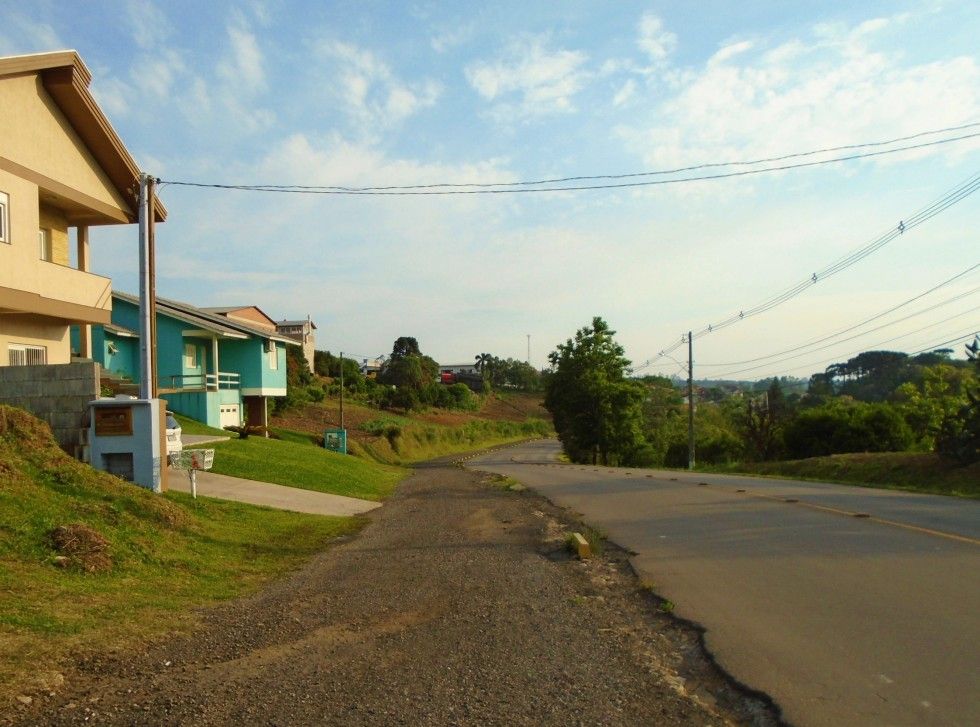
left=687, top=331, right=695, bottom=470
left=339, top=351, right=345, bottom=430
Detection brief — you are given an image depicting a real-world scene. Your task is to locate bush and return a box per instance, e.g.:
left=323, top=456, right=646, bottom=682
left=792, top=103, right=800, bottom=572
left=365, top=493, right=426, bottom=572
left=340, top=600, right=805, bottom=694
left=783, top=401, right=913, bottom=459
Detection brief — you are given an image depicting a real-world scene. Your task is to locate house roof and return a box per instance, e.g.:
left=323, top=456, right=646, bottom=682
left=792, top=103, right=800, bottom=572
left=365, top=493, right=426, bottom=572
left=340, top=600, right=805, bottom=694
left=202, top=305, right=278, bottom=329
left=104, top=322, right=137, bottom=338
left=0, top=50, right=166, bottom=223
left=277, top=319, right=318, bottom=330
left=113, top=291, right=295, bottom=344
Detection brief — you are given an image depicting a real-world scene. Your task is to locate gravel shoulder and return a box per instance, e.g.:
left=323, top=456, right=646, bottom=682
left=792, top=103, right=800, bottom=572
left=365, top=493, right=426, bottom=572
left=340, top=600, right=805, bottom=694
left=5, top=455, right=778, bottom=726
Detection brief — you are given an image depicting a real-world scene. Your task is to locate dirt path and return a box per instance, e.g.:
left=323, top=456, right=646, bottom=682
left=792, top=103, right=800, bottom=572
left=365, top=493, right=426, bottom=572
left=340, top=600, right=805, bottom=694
left=6, top=457, right=777, bottom=726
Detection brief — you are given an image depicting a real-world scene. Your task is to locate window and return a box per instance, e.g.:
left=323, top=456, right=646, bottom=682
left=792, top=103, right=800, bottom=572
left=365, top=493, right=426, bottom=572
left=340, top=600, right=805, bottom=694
left=38, top=228, right=52, bottom=261
left=0, top=191, right=8, bottom=243
left=267, top=340, right=278, bottom=369
left=183, top=343, right=199, bottom=369
left=8, top=344, right=47, bottom=366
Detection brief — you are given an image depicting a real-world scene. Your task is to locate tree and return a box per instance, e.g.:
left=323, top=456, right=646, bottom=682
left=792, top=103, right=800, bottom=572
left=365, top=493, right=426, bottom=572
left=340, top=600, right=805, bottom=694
left=937, top=336, right=980, bottom=462
left=378, top=337, right=439, bottom=408
left=739, top=378, right=790, bottom=461
left=544, top=317, right=648, bottom=466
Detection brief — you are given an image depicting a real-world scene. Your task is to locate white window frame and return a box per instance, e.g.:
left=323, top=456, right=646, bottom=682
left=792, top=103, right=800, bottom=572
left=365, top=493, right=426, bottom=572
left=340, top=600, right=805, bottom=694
left=183, top=343, right=199, bottom=369
left=8, top=344, right=47, bottom=366
left=267, top=340, right=278, bottom=370
left=0, top=191, right=8, bottom=243
left=38, top=227, right=52, bottom=261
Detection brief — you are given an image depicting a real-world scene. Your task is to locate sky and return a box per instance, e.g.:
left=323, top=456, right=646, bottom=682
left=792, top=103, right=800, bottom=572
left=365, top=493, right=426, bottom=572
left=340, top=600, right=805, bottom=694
left=2, top=1, right=978, bottom=379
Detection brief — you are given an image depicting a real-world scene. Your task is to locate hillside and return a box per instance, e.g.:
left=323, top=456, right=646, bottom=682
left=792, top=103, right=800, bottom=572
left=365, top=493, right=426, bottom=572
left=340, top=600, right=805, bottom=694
left=271, top=391, right=553, bottom=465
left=0, top=405, right=361, bottom=703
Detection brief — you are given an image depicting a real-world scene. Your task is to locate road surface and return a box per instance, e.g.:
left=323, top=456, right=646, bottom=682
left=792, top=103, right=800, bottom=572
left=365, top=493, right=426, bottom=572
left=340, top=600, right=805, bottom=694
left=469, top=439, right=980, bottom=727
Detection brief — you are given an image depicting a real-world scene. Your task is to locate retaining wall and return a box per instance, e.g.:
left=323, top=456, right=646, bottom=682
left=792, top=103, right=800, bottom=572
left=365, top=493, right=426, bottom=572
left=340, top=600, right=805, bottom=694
left=0, top=361, right=100, bottom=454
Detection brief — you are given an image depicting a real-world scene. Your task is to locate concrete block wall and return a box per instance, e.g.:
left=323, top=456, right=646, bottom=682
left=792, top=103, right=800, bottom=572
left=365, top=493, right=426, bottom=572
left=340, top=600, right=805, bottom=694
left=0, top=361, right=100, bottom=454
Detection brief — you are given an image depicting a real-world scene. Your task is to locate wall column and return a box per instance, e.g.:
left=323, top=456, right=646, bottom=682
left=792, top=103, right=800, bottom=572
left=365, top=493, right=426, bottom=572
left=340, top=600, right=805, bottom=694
left=76, top=225, right=92, bottom=358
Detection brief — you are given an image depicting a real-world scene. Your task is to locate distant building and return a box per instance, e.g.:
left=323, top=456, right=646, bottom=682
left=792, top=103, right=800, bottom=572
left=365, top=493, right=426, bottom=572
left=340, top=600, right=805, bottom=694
left=276, top=316, right=316, bottom=368
left=439, top=363, right=479, bottom=375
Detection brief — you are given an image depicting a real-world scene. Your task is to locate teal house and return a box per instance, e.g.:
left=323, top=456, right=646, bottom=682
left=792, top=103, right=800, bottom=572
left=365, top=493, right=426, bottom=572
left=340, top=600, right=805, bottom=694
left=79, top=292, right=292, bottom=429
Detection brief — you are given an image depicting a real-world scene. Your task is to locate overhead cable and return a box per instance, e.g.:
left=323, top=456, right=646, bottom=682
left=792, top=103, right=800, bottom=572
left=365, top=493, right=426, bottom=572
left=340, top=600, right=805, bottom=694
left=697, top=264, right=980, bottom=367
left=717, top=320, right=980, bottom=379
left=158, top=130, right=980, bottom=196
left=639, top=172, right=980, bottom=367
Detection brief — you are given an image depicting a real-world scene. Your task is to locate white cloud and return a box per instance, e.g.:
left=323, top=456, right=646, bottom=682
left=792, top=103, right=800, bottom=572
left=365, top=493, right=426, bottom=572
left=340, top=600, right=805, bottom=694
left=0, top=14, right=63, bottom=55
left=617, top=16, right=980, bottom=171
left=613, top=78, right=636, bottom=107
left=637, top=13, right=677, bottom=62
left=466, top=36, right=589, bottom=117
left=709, top=40, right=754, bottom=66
left=431, top=22, right=475, bottom=53
left=125, top=0, right=171, bottom=50
left=315, top=40, right=442, bottom=128
left=219, top=21, right=266, bottom=93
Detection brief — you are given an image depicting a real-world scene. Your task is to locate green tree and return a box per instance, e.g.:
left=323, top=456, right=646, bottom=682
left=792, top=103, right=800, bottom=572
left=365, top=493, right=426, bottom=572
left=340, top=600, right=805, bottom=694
left=378, top=337, right=439, bottom=409
left=738, top=378, right=791, bottom=461
left=544, top=317, right=648, bottom=466
left=937, top=336, right=980, bottom=462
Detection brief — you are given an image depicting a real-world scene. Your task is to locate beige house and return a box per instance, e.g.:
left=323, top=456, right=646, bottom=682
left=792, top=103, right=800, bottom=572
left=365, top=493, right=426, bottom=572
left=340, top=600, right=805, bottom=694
left=0, top=50, right=165, bottom=367
left=276, top=316, right=317, bottom=368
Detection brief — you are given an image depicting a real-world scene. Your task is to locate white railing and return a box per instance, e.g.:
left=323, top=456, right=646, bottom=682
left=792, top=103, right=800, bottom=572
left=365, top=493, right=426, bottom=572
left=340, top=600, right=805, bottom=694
left=164, top=371, right=240, bottom=392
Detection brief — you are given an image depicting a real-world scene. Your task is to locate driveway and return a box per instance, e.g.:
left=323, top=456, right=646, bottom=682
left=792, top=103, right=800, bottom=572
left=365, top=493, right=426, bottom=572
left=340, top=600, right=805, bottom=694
left=469, top=439, right=980, bottom=727
left=166, top=469, right=380, bottom=517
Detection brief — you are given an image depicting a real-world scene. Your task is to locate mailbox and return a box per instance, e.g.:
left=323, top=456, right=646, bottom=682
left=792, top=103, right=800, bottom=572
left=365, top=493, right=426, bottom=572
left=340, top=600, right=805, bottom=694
left=88, top=397, right=167, bottom=492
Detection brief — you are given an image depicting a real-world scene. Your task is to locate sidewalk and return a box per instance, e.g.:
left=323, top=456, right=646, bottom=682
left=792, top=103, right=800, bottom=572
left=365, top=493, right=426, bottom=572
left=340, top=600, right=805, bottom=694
left=166, top=469, right=380, bottom=517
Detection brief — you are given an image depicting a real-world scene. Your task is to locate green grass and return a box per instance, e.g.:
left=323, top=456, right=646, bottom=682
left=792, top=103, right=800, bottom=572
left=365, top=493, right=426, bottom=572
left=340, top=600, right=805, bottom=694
left=0, top=405, right=363, bottom=701
left=709, top=451, right=980, bottom=498
left=172, top=414, right=227, bottom=437
left=208, top=435, right=406, bottom=501
left=357, top=418, right=552, bottom=465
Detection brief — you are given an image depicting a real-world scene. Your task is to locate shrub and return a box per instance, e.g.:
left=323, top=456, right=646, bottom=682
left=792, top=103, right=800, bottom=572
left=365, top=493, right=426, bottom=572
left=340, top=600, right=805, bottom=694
left=783, top=400, right=913, bottom=459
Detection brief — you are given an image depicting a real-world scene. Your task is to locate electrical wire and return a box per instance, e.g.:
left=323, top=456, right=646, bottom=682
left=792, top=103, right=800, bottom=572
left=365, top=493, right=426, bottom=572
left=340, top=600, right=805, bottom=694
left=716, top=319, right=980, bottom=379
left=158, top=130, right=980, bottom=196
left=638, top=172, right=980, bottom=367
left=697, top=264, right=980, bottom=367
left=708, top=302, right=980, bottom=379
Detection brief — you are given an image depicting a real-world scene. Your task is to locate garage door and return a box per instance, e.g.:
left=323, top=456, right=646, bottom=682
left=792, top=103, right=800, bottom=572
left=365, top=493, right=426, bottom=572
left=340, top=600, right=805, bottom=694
left=219, top=404, right=241, bottom=428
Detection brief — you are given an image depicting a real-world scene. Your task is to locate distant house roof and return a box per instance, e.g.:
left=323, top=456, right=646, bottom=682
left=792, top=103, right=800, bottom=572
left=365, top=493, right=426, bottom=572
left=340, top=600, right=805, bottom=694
left=0, top=50, right=166, bottom=223
left=202, top=305, right=278, bottom=331
left=113, top=292, right=295, bottom=344
left=277, top=318, right=318, bottom=330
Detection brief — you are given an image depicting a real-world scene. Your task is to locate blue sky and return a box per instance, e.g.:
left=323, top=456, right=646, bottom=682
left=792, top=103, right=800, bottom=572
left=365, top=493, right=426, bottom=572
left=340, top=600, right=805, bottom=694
left=2, top=1, right=978, bottom=378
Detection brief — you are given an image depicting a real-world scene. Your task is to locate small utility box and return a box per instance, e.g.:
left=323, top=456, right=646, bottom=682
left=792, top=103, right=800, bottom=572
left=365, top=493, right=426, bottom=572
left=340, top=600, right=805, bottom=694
left=323, top=428, right=347, bottom=454
left=89, top=397, right=166, bottom=492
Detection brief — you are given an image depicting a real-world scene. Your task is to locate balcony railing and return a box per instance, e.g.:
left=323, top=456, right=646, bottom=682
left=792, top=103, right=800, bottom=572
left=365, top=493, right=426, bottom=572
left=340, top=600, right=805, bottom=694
left=161, top=372, right=240, bottom=393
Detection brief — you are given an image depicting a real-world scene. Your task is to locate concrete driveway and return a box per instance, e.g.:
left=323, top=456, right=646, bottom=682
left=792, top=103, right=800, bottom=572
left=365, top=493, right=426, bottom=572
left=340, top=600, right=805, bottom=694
left=469, top=439, right=980, bottom=727
left=166, top=469, right=380, bottom=517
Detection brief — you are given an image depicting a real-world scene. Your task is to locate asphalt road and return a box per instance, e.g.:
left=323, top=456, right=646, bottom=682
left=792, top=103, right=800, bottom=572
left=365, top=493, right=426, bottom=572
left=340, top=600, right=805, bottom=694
left=469, top=439, right=980, bottom=727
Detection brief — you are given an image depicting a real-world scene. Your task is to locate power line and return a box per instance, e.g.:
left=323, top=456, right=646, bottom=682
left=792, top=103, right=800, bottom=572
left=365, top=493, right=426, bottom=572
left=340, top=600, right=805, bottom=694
left=158, top=130, right=980, bottom=196
left=697, top=264, right=980, bottom=367
left=709, top=302, right=980, bottom=379
left=769, top=325, right=980, bottom=378
left=638, top=172, right=980, bottom=366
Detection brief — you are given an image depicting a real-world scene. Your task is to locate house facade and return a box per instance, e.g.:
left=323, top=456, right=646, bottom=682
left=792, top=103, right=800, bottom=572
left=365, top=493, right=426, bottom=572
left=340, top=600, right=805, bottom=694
left=84, top=292, right=291, bottom=430
left=0, top=50, right=164, bottom=452
left=276, top=316, right=316, bottom=369
left=0, top=50, right=165, bottom=366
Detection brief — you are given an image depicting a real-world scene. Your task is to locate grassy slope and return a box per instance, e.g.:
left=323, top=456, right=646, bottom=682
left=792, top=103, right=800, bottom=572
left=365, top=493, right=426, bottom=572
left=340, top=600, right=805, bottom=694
left=712, top=451, right=980, bottom=498
left=271, top=391, right=554, bottom=466
left=173, top=414, right=407, bottom=500
left=0, top=405, right=363, bottom=701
